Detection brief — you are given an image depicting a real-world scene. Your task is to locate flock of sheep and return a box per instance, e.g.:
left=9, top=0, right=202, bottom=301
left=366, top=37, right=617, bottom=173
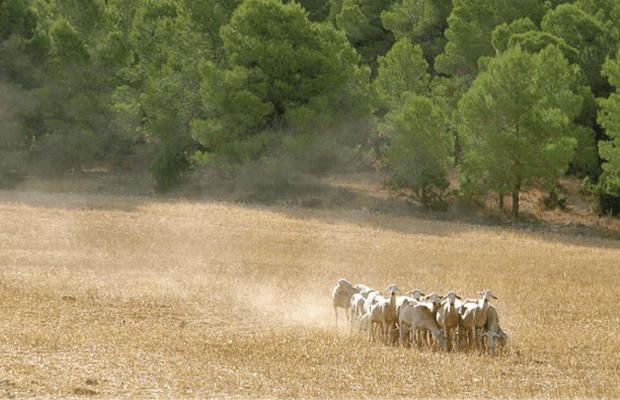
left=332, top=279, right=509, bottom=353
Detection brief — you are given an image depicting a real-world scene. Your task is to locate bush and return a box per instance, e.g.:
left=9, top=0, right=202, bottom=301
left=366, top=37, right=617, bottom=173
left=150, top=138, right=194, bottom=192
left=0, top=151, right=27, bottom=188
left=381, top=95, right=453, bottom=210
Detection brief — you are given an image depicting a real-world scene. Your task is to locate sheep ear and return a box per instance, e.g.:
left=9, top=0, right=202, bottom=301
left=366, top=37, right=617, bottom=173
left=491, top=294, right=498, bottom=300
left=456, top=295, right=462, bottom=300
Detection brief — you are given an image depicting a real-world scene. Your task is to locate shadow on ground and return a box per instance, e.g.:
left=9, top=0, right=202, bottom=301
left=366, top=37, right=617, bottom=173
left=2, top=161, right=619, bottom=247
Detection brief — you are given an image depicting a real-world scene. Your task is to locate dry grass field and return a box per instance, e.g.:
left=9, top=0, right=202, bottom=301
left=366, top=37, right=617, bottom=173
left=1, top=170, right=620, bottom=399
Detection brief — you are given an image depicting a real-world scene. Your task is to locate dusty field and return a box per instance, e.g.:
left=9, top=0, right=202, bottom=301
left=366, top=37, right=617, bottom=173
left=1, top=184, right=620, bottom=399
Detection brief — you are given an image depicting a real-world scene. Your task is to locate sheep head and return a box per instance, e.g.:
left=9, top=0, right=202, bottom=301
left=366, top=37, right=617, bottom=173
left=477, top=290, right=498, bottom=303
left=425, top=293, right=442, bottom=313
left=385, top=284, right=399, bottom=297
left=409, top=289, right=425, bottom=301
left=441, top=291, right=462, bottom=308
left=482, top=330, right=502, bottom=353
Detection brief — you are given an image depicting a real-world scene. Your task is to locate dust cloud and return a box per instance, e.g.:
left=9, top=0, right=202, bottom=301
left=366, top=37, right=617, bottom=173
left=231, top=280, right=336, bottom=332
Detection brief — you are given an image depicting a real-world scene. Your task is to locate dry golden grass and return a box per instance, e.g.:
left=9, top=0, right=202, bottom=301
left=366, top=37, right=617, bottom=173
left=1, top=186, right=620, bottom=399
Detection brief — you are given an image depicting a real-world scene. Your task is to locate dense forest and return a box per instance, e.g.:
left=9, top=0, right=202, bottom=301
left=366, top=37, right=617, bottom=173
left=3, top=0, right=620, bottom=216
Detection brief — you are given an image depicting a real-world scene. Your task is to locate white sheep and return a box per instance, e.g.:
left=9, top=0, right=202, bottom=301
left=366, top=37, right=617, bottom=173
left=361, top=301, right=384, bottom=342
left=350, top=293, right=366, bottom=319
left=354, top=283, right=375, bottom=298
left=395, top=290, right=421, bottom=337
left=482, top=304, right=509, bottom=354
left=417, top=292, right=442, bottom=345
left=331, top=279, right=361, bottom=328
left=363, top=290, right=384, bottom=315
left=360, top=284, right=400, bottom=344
left=399, top=302, right=447, bottom=350
left=396, top=297, right=419, bottom=347
left=395, top=289, right=425, bottom=310
left=436, top=291, right=462, bottom=351
left=379, top=284, right=400, bottom=345
left=358, top=290, right=384, bottom=338
left=458, top=290, right=498, bottom=349
left=349, top=293, right=367, bottom=331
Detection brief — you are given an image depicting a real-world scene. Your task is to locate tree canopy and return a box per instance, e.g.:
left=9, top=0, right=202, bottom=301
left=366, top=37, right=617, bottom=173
left=2, top=0, right=620, bottom=214
left=457, top=45, right=582, bottom=216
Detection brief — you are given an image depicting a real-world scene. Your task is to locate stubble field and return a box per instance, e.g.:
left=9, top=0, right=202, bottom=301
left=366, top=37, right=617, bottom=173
left=1, top=188, right=620, bottom=399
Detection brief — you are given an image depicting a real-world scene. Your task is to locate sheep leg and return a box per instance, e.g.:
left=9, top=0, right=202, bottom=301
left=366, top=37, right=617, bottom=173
left=334, top=305, right=338, bottom=329
left=413, top=328, right=422, bottom=348
left=382, top=321, right=389, bottom=345
left=475, top=327, right=484, bottom=349
left=377, top=323, right=384, bottom=343
left=399, top=324, right=407, bottom=347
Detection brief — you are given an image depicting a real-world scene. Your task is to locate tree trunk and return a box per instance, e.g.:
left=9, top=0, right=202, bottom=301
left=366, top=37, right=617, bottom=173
left=499, top=194, right=504, bottom=211
left=512, top=191, right=519, bottom=218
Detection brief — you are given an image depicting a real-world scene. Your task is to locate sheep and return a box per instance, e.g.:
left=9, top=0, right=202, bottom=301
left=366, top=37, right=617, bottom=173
left=358, top=311, right=371, bottom=336
left=417, top=292, right=442, bottom=345
left=482, top=304, right=509, bottom=354
left=354, top=283, right=375, bottom=298
left=363, top=290, right=384, bottom=315
left=331, top=279, right=361, bottom=328
left=361, top=301, right=385, bottom=342
left=395, top=289, right=425, bottom=310
left=388, top=326, right=401, bottom=346
left=350, top=293, right=367, bottom=331
left=397, top=298, right=415, bottom=347
left=379, top=284, right=400, bottom=345
left=350, top=293, right=367, bottom=319
left=436, top=291, right=462, bottom=351
left=399, top=302, right=447, bottom=350
left=395, top=293, right=424, bottom=347
left=360, top=284, right=400, bottom=344
left=458, top=290, right=498, bottom=349
left=458, top=303, right=476, bottom=349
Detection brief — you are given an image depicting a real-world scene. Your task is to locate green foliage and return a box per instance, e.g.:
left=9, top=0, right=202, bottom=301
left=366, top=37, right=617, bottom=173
left=435, top=0, right=544, bottom=76
left=192, top=0, right=372, bottom=166
left=381, top=0, right=451, bottom=69
left=541, top=3, right=616, bottom=98
left=373, top=38, right=430, bottom=112
left=0, top=0, right=37, bottom=40
left=288, top=0, right=331, bottom=21
left=457, top=45, right=582, bottom=217
left=149, top=134, right=195, bottom=192
left=51, top=0, right=106, bottom=46
left=333, top=0, right=395, bottom=71
left=124, top=0, right=211, bottom=189
left=491, top=18, right=537, bottom=53
left=180, top=0, right=242, bottom=58
left=597, top=49, right=620, bottom=196
left=49, top=18, right=90, bottom=66
left=382, top=95, right=453, bottom=210
left=1, top=0, right=619, bottom=202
